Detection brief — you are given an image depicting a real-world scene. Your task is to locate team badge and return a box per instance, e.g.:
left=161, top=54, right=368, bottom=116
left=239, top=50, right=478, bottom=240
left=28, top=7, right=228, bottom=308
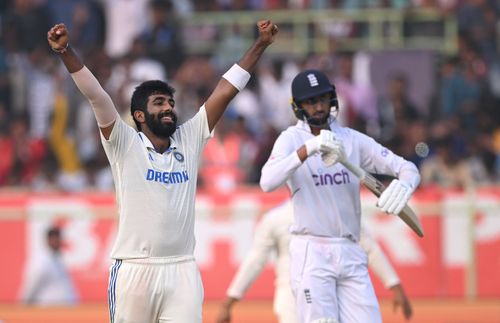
left=174, top=151, right=184, bottom=162
left=307, top=73, right=319, bottom=87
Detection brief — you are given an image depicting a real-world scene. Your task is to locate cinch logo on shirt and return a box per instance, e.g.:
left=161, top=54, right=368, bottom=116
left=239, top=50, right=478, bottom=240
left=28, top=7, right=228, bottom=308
left=312, top=169, right=350, bottom=186
left=146, top=169, right=189, bottom=184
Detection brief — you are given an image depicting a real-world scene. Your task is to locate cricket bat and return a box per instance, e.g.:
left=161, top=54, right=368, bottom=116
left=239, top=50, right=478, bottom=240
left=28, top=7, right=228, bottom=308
left=340, top=159, right=424, bottom=238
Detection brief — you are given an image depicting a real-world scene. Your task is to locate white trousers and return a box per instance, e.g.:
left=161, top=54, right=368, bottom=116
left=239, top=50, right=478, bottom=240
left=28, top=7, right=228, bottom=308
left=108, top=256, right=204, bottom=323
left=289, top=236, right=381, bottom=323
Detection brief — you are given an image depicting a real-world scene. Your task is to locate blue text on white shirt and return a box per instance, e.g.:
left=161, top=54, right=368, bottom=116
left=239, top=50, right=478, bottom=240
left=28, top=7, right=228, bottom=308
left=146, top=169, right=189, bottom=184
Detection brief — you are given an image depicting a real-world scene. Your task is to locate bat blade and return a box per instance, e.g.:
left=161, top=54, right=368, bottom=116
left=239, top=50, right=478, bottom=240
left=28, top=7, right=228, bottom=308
left=340, top=160, right=424, bottom=238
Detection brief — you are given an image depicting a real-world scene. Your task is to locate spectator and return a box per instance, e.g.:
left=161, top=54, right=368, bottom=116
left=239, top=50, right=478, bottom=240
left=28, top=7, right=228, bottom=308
left=258, top=58, right=298, bottom=132
left=420, top=126, right=474, bottom=188
left=2, top=0, right=52, bottom=53
left=333, top=51, right=379, bottom=137
left=378, top=72, right=422, bottom=143
left=1, top=113, right=46, bottom=186
left=101, top=0, right=150, bottom=59
left=200, top=115, right=259, bottom=192
left=47, top=77, right=88, bottom=191
left=227, top=74, right=263, bottom=136
left=141, top=0, right=186, bottom=77
left=46, top=0, right=105, bottom=49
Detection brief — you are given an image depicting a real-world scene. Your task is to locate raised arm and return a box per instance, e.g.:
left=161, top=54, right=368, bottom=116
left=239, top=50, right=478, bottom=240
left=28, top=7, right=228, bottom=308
left=205, top=20, right=278, bottom=132
left=47, top=24, right=119, bottom=139
left=47, top=24, right=83, bottom=73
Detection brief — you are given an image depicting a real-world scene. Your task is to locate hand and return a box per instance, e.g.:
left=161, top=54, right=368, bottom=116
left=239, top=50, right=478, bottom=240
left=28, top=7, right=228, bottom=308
left=47, top=23, right=69, bottom=52
left=377, top=179, right=413, bottom=215
left=216, top=298, right=237, bottom=323
left=320, top=130, right=346, bottom=167
left=304, top=129, right=334, bottom=157
left=216, top=306, right=231, bottom=323
left=256, top=20, right=278, bottom=46
left=390, top=284, right=413, bottom=320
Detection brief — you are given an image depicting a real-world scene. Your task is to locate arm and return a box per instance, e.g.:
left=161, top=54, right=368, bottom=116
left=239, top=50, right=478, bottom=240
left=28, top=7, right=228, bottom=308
left=356, top=131, right=420, bottom=215
left=359, top=229, right=400, bottom=289
left=389, top=283, right=413, bottom=320
left=358, top=131, right=420, bottom=189
left=260, top=133, right=303, bottom=192
left=360, top=229, right=412, bottom=320
left=205, top=20, right=278, bottom=132
left=216, top=214, right=277, bottom=323
left=216, top=297, right=238, bottom=323
left=260, top=129, right=339, bottom=192
left=47, top=24, right=119, bottom=140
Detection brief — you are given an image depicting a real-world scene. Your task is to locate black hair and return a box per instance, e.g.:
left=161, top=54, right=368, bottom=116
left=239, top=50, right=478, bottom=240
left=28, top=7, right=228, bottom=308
left=47, top=226, right=61, bottom=238
left=130, top=80, right=175, bottom=130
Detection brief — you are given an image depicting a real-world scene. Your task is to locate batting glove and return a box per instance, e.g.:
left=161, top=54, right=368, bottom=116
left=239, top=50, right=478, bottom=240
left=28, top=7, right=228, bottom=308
left=377, top=179, right=413, bottom=215
left=304, top=130, right=336, bottom=157
left=320, top=130, right=346, bottom=167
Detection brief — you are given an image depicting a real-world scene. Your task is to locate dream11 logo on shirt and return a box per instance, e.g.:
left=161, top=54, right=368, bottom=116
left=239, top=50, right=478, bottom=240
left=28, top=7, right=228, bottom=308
left=146, top=169, right=189, bottom=184
left=312, top=168, right=351, bottom=186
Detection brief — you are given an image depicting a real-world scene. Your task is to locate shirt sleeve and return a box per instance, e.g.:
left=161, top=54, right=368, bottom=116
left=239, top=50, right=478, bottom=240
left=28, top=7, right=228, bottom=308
left=359, top=228, right=400, bottom=289
left=175, top=105, right=213, bottom=156
left=226, top=214, right=277, bottom=299
left=357, top=130, right=420, bottom=189
left=71, top=66, right=120, bottom=128
left=100, top=118, right=137, bottom=164
left=260, top=132, right=302, bottom=192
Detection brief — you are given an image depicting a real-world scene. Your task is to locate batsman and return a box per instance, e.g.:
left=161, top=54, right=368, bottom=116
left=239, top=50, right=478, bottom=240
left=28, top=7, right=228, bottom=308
left=260, top=69, right=421, bottom=323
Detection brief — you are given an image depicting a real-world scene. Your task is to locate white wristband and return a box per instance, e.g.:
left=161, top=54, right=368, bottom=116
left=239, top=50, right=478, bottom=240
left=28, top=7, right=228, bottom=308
left=222, top=64, right=251, bottom=91
left=304, top=137, right=320, bottom=156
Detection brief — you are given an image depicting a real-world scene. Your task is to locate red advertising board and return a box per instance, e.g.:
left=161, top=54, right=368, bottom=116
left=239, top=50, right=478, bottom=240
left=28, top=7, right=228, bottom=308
left=0, top=187, right=499, bottom=303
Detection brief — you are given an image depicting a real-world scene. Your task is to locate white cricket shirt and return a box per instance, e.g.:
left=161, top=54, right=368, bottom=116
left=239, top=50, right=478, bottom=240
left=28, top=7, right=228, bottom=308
left=102, top=110, right=211, bottom=259
left=71, top=64, right=212, bottom=259
left=260, top=119, right=419, bottom=242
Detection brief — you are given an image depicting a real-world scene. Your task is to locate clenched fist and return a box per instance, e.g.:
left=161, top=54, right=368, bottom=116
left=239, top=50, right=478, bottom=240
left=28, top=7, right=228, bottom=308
left=256, top=20, right=278, bottom=45
left=47, top=23, right=69, bottom=53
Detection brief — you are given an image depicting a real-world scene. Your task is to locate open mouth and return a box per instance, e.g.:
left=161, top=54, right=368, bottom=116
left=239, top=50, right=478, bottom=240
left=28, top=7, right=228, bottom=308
left=159, top=113, right=175, bottom=123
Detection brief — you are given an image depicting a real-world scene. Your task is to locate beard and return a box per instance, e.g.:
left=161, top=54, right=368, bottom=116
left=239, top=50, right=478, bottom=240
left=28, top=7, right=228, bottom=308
left=144, top=110, right=178, bottom=138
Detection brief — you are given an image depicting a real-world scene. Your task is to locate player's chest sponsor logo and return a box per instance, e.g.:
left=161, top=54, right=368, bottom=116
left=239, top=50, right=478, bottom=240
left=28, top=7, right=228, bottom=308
left=312, top=169, right=351, bottom=186
left=146, top=169, right=189, bottom=184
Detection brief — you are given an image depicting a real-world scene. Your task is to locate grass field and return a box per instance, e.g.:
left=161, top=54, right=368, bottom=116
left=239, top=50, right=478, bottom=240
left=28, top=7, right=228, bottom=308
left=1, top=299, right=500, bottom=323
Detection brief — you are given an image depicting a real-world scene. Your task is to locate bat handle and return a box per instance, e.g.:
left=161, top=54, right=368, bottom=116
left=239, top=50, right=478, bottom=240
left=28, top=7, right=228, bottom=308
left=339, top=159, right=366, bottom=180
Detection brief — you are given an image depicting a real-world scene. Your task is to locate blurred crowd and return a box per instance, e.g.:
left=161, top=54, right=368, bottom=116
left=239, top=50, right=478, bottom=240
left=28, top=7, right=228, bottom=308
left=0, top=0, right=499, bottom=193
